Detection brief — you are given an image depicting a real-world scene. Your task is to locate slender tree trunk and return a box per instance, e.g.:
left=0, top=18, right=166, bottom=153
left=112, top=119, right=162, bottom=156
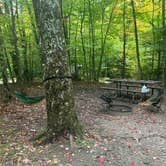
left=0, top=9, right=11, bottom=101
left=131, top=0, right=142, bottom=79
left=4, top=48, right=15, bottom=83
left=3, top=1, right=17, bottom=83
left=59, top=0, right=73, bottom=70
left=162, top=0, right=166, bottom=94
left=88, top=0, right=96, bottom=81
left=26, top=0, right=39, bottom=45
left=151, top=0, right=155, bottom=79
left=88, top=8, right=92, bottom=80
left=15, top=3, right=30, bottom=82
left=32, top=0, right=40, bottom=29
left=67, top=15, right=71, bottom=67
left=9, top=0, right=22, bottom=83
left=29, top=44, right=34, bottom=81
left=121, top=0, right=127, bottom=78
left=21, top=30, right=29, bottom=82
left=0, top=56, right=11, bottom=102
left=74, top=20, right=79, bottom=80
left=157, top=45, right=161, bottom=79
left=98, top=4, right=105, bottom=79
left=157, top=1, right=162, bottom=79
left=80, top=0, right=88, bottom=79
left=0, top=54, right=11, bottom=102
left=97, top=1, right=117, bottom=80
left=33, top=0, right=82, bottom=140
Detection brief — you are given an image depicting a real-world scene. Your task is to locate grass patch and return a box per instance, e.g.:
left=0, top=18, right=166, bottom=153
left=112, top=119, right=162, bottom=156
left=0, top=144, right=8, bottom=152
left=75, top=128, right=95, bottom=147
left=31, top=127, right=48, bottom=146
left=75, top=136, right=94, bottom=147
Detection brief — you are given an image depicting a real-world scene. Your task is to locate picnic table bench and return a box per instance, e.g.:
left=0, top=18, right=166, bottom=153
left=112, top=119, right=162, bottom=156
left=101, top=87, right=144, bottom=103
left=101, top=78, right=163, bottom=103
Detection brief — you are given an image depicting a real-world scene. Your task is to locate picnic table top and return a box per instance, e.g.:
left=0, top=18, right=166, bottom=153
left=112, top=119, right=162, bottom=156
left=109, top=78, right=162, bottom=85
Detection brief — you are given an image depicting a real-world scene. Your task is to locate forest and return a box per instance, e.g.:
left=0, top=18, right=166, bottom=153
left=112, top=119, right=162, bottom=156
left=0, top=0, right=166, bottom=83
left=0, top=0, right=166, bottom=165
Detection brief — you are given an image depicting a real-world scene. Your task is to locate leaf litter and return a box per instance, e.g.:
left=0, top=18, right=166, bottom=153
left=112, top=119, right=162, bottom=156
left=0, top=82, right=166, bottom=165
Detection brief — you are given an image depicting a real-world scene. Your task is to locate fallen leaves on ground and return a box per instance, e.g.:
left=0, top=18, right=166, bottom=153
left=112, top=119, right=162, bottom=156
left=0, top=83, right=166, bottom=165
left=129, top=161, right=135, bottom=166
left=138, top=102, right=150, bottom=106
left=97, top=155, right=106, bottom=164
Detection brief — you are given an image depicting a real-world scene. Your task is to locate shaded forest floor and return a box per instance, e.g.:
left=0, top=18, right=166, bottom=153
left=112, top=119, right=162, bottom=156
left=0, top=82, right=166, bottom=166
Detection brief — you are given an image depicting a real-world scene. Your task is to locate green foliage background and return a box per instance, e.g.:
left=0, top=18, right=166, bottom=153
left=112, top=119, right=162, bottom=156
left=0, top=0, right=164, bottom=82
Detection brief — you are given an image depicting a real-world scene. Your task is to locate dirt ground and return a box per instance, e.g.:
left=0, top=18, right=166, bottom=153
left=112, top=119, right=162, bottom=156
left=0, top=82, right=166, bottom=166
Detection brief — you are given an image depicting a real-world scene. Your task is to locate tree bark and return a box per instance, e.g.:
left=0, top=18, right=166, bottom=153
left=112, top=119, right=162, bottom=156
left=33, top=0, right=82, bottom=140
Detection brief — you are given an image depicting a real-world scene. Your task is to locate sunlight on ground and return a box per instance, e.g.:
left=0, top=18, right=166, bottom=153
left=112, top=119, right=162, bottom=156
left=99, top=77, right=111, bottom=83
left=0, top=80, right=15, bottom=84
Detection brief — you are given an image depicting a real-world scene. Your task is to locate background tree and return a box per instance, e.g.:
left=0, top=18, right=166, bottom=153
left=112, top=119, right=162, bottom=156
left=9, top=0, right=22, bottom=83
left=131, top=0, right=142, bottom=79
left=162, top=0, right=166, bottom=94
left=33, top=0, right=82, bottom=141
left=0, top=7, right=11, bottom=101
left=0, top=0, right=165, bottom=85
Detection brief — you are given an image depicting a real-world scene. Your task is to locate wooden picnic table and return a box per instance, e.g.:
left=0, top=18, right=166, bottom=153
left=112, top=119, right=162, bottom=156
left=109, top=79, right=162, bottom=93
left=109, top=78, right=161, bottom=86
left=102, top=78, right=162, bottom=103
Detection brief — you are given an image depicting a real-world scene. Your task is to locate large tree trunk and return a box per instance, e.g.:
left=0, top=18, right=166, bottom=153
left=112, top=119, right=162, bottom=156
left=33, top=0, right=82, bottom=140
